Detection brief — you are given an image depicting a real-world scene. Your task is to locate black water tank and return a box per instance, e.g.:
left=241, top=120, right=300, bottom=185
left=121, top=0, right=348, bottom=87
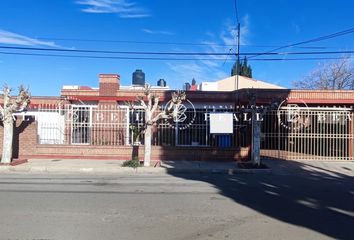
left=157, top=79, right=166, bottom=87
left=132, top=69, right=145, bottom=85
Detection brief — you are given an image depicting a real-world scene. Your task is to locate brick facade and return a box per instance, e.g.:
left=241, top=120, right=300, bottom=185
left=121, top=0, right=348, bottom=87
left=99, top=74, right=120, bottom=97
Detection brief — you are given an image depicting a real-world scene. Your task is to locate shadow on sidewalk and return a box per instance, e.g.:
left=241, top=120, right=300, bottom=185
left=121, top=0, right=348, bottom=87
left=167, top=159, right=354, bottom=239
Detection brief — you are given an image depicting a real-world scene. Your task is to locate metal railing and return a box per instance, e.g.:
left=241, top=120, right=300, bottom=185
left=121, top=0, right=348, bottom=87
left=36, top=105, right=129, bottom=146
left=262, top=108, right=354, bottom=161
left=33, top=104, right=354, bottom=160
left=123, top=108, right=250, bottom=147
left=35, top=105, right=249, bottom=148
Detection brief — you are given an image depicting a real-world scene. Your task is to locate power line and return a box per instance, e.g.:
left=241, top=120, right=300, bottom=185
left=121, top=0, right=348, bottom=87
left=0, top=51, right=230, bottom=60
left=36, top=37, right=335, bottom=49
left=39, top=37, right=237, bottom=47
left=0, top=45, right=233, bottom=55
left=248, top=27, right=354, bottom=59
left=1, top=45, right=354, bottom=56
left=222, top=48, right=233, bottom=65
left=0, top=50, right=352, bottom=62
left=254, top=50, right=354, bottom=56
left=250, top=56, right=354, bottom=61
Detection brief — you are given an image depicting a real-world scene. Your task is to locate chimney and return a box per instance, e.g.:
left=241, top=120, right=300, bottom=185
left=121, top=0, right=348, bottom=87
left=99, top=74, right=120, bottom=96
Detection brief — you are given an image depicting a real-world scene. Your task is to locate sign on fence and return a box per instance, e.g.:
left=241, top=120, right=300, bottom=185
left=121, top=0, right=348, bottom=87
left=209, top=113, right=233, bottom=134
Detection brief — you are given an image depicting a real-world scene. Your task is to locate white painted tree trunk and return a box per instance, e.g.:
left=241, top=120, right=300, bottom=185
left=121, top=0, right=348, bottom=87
left=1, top=119, right=14, bottom=164
left=144, top=125, right=152, bottom=167
left=1, top=86, right=30, bottom=164
left=138, top=85, right=185, bottom=167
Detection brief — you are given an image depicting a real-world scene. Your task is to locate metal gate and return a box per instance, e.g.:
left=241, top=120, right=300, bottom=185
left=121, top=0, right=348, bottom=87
left=71, top=105, right=92, bottom=144
left=262, top=107, right=354, bottom=161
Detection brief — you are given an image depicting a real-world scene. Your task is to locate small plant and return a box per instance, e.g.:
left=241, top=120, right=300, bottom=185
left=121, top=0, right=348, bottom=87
left=122, top=156, right=141, bottom=168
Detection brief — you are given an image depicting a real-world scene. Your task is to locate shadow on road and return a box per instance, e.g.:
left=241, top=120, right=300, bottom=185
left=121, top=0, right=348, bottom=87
left=167, top=159, right=354, bottom=239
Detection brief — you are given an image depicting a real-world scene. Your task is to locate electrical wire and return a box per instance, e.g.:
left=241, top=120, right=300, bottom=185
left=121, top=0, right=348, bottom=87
left=0, top=45, right=233, bottom=55
left=1, top=45, right=354, bottom=56
left=39, top=37, right=237, bottom=47
left=32, top=37, right=334, bottom=49
left=248, top=27, right=354, bottom=59
left=0, top=50, right=353, bottom=62
left=0, top=51, right=230, bottom=60
left=250, top=56, right=354, bottom=61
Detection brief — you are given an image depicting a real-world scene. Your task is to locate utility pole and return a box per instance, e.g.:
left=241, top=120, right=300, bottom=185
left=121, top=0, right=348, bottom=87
left=234, top=22, right=241, bottom=108
left=236, top=23, right=240, bottom=90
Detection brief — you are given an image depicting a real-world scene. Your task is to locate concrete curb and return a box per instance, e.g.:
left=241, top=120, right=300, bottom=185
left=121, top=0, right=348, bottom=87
left=0, top=165, right=10, bottom=172
left=0, top=165, right=273, bottom=174
left=228, top=168, right=272, bottom=174
left=0, top=159, right=273, bottom=175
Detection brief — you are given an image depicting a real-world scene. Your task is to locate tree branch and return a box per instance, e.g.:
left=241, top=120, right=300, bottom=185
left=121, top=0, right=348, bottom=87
left=292, top=57, right=354, bottom=90
left=151, top=96, right=159, bottom=114
left=136, top=96, right=147, bottom=110
left=151, top=111, right=171, bottom=123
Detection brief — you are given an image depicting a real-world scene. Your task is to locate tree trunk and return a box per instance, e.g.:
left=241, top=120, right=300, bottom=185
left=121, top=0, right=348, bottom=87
left=144, top=125, right=152, bottom=167
left=1, top=119, right=14, bottom=164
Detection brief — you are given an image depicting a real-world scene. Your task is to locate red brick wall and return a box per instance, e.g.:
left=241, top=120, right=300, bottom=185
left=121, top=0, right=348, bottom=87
left=18, top=145, right=246, bottom=162
left=99, top=74, right=120, bottom=97
left=0, top=118, right=37, bottom=159
left=14, top=118, right=37, bottom=158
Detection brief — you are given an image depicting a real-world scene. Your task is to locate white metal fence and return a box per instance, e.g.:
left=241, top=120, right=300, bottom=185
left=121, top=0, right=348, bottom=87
left=262, top=108, right=354, bottom=161
left=36, top=105, right=129, bottom=145
left=35, top=105, right=250, bottom=148
left=33, top=104, right=354, bottom=160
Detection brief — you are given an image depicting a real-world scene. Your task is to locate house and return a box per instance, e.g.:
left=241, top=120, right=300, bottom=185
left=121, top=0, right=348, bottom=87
left=0, top=73, right=353, bottom=162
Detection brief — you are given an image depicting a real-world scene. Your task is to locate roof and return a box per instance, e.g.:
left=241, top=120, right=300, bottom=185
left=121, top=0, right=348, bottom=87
left=216, top=75, right=285, bottom=91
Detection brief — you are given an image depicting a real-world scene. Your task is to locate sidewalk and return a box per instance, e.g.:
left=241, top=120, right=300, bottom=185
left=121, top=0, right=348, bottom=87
left=0, top=158, right=353, bottom=176
left=0, top=159, right=270, bottom=174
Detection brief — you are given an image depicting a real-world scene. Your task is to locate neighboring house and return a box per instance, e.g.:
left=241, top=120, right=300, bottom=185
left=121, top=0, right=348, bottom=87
left=200, top=75, right=284, bottom=91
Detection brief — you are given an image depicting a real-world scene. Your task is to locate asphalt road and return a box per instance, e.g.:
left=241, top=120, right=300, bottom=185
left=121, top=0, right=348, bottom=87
left=0, top=171, right=353, bottom=240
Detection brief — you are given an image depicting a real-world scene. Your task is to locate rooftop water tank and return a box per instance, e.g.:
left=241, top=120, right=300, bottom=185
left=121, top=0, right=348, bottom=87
left=157, top=79, right=166, bottom=87
left=132, top=69, right=145, bottom=86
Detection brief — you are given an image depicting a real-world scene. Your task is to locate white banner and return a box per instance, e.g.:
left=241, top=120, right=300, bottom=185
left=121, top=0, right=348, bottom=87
left=209, top=113, right=233, bottom=134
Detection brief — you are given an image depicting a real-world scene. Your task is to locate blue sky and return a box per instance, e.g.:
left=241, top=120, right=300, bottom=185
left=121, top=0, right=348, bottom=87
left=0, top=0, right=354, bottom=96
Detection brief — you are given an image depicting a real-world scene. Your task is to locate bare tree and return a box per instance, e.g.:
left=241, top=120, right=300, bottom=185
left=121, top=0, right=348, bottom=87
left=1, top=85, right=30, bottom=164
left=136, top=84, right=185, bottom=167
left=293, top=57, right=354, bottom=90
